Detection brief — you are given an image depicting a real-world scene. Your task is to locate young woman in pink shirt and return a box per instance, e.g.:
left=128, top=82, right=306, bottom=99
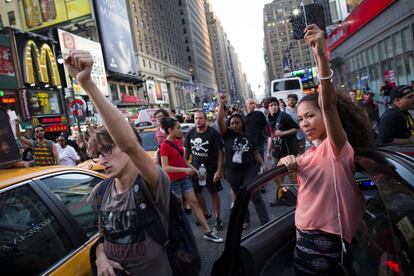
left=279, top=25, right=374, bottom=274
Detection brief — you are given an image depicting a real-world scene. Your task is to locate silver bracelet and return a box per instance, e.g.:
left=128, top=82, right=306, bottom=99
left=319, top=69, right=333, bottom=80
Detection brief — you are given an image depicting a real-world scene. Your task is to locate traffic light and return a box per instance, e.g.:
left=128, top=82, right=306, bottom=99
left=0, top=90, right=4, bottom=97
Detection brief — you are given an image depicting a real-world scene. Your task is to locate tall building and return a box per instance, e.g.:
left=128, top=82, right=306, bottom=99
left=128, top=0, right=191, bottom=109
left=204, top=1, right=238, bottom=102
left=181, top=0, right=217, bottom=104
left=263, top=0, right=315, bottom=84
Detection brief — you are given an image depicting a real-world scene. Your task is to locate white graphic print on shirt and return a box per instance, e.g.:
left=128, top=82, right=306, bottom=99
left=190, top=137, right=209, bottom=157
left=232, top=137, right=250, bottom=164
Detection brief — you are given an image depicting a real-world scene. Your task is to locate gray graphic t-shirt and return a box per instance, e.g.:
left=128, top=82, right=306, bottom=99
left=89, top=167, right=172, bottom=275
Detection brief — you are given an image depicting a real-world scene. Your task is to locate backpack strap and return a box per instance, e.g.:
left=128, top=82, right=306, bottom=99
left=95, top=178, right=113, bottom=213
left=274, top=112, right=283, bottom=130
left=132, top=176, right=170, bottom=247
left=165, top=140, right=184, bottom=156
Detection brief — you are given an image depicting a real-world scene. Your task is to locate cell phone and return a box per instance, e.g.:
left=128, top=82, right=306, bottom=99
left=290, top=3, right=326, bottom=40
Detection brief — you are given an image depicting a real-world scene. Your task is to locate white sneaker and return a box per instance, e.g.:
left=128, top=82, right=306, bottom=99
left=203, top=231, right=224, bottom=243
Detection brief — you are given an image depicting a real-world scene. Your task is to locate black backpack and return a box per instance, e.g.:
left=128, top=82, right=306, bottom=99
left=90, top=176, right=201, bottom=276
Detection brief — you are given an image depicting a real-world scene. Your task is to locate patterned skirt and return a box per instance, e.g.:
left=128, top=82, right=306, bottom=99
left=294, top=228, right=343, bottom=275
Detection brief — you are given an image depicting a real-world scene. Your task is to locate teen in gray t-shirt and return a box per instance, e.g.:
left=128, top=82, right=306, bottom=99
left=88, top=167, right=171, bottom=275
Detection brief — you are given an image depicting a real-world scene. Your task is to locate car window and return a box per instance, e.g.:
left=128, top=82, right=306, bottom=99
left=349, top=188, right=400, bottom=275
left=375, top=174, right=414, bottom=274
left=40, top=173, right=102, bottom=238
left=141, top=131, right=159, bottom=151
left=0, top=185, right=74, bottom=275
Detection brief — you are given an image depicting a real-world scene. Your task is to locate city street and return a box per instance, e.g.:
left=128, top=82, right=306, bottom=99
left=189, top=171, right=295, bottom=276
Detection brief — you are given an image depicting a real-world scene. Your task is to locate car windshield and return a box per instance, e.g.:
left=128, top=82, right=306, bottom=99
left=141, top=131, right=158, bottom=151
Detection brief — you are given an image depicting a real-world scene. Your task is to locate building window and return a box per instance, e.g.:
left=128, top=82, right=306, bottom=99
left=132, top=2, right=136, bottom=12
left=0, top=15, right=3, bottom=27
left=110, top=83, right=119, bottom=101
left=7, top=11, right=15, bottom=25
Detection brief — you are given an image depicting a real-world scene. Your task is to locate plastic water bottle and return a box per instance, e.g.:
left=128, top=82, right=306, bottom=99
left=198, top=164, right=207, bottom=186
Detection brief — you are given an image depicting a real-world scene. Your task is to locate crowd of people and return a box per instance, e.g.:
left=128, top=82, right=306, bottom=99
left=4, top=24, right=414, bottom=275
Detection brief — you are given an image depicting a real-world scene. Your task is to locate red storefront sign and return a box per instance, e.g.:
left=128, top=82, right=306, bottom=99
left=327, top=0, right=397, bottom=51
left=0, top=46, right=15, bottom=76
left=41, top=117, right=63, bottom=124
left=44, top=124, right=68, bottom=132
left=1, top=97, right=16, bottom=104
left=121, top=93, right=138, bottom=103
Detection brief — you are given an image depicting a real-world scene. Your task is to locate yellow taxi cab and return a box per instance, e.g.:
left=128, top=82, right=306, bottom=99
left=0, top=166, right=106, bottom=275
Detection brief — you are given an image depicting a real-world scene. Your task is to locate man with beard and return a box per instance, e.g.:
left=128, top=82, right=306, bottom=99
left=184, top=111, right=225, bottom=231
left=15, top=121, right=59, bottom=166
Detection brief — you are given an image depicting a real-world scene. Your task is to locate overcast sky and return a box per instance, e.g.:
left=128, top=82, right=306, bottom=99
left=208, top=0, right=270, bottom=100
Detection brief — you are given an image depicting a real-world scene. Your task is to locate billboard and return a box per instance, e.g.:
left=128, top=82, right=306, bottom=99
left=146, top=80, right=169, bottom=104
left=94, top=0, right=137, bottom=75
left=20, top=0, right=91, bottom=31
left=58, top=29, right=109, bottom=96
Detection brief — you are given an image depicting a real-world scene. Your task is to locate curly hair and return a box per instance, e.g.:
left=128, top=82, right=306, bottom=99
left=154, top=108, right=170, bottom=118
left=298, top=92, right=375, bottom=151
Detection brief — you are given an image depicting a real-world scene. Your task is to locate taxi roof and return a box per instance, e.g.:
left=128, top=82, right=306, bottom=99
left=0, top=166, right=106, bottom=189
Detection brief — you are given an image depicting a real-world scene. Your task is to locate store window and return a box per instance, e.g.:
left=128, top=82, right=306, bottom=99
left=405, top=51, right=414, bottom=82
left=110, top=83, right=118, bottom=101
left=372, top=45, right=379, bottom=63
left=379, top=41, right=386, bottom=61
left=385, top=37, right=393, bottom=59
left=393, top=32, right=403, bottom=55
left=395, top=55, right=406, bottom=85
left=29, top=91, right=61, bottom=116
left=119, top=85, right=126, bottom=96
left=128, top=86, right=134, bottom=96
left=402, top=28, right=413, bottom=51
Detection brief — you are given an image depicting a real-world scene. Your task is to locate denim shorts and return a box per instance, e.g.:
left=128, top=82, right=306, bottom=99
left=171, top=177, right=194, bottom=197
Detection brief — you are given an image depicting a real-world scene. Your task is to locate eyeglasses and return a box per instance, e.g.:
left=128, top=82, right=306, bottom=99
left=92, top=144, right=113, bottom=162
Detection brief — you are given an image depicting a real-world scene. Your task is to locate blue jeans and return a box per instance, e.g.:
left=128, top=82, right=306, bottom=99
left=171, top=177, right=194, bottom=198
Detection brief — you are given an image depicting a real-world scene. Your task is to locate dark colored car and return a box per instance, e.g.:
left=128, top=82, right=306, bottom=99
left=212, top=148, right=414, bottom=275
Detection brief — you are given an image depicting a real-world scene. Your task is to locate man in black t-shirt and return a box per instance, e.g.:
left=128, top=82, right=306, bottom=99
left=265, top=97, right=299, bottom=206
left=245, top=98, right=268, bottom=161
left=184, top=111, right=224, bottom=231
left=377, top=85, right=414, bottom=145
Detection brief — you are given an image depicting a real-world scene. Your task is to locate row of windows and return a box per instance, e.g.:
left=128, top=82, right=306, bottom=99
left=346, top=26, right=414, bottom=93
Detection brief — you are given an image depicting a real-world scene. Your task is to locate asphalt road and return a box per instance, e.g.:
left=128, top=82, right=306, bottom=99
left=187, top=174, right=296, bottom=276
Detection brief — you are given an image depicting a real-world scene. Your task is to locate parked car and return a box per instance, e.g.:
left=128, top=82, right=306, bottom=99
left=0, top=166, right=106, bottom=275
left=212, top=148, right=414, bottom=276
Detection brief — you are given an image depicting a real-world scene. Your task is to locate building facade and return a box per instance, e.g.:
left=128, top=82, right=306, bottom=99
left=205, top=1, right=245, bottom=103
left=181, top=0, right=217, bottom=105
left=328, top=0, right=414, bottom=96
left=128, top=0, right=192, bottom=110
left=263, top=0, right=315, bottom=85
